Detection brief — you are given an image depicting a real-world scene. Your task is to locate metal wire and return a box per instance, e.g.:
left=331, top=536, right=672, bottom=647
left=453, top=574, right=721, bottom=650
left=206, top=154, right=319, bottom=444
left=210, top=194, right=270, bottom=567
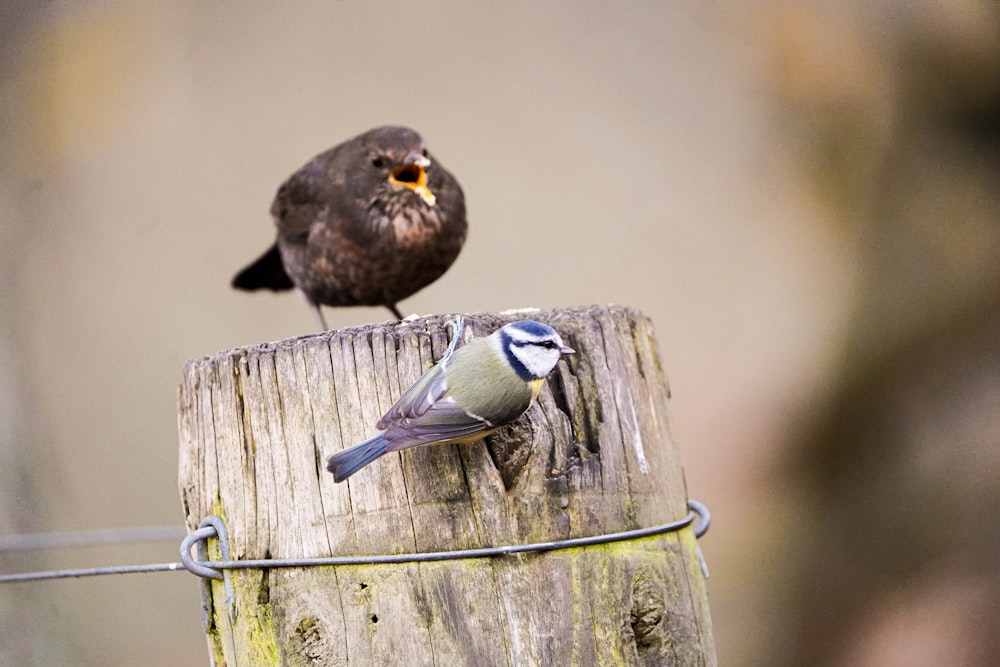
left=194, top=510, right=700, bottom=574
left=0, top=499, right=710, bottom=585
left=0, top=562, right=186, bottom=583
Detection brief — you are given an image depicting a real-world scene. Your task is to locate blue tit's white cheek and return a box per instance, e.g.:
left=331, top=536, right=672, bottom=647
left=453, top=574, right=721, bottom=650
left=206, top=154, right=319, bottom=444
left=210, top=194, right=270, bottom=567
left=510, top=345, right=562, bottom=379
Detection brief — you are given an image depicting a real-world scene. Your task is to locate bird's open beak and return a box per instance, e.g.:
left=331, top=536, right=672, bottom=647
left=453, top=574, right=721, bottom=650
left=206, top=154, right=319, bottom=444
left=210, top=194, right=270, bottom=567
left=390, top=153, right=436, bottom=206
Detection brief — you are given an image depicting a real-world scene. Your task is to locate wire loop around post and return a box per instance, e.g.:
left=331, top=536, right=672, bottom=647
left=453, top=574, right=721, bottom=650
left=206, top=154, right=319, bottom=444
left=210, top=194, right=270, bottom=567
left=688, top=498, right=711, bottom=538
left=179, top=516, right=230, bottom=580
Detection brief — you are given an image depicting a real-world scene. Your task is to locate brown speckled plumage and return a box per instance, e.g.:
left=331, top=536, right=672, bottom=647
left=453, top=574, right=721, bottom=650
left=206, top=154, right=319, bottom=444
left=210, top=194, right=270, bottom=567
left=232, top=126, right=467, bottom=328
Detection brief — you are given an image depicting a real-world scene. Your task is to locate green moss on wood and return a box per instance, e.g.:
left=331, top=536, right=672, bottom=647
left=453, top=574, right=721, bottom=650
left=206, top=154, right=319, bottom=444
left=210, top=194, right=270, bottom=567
left=244, top=578, right=280, bottom=666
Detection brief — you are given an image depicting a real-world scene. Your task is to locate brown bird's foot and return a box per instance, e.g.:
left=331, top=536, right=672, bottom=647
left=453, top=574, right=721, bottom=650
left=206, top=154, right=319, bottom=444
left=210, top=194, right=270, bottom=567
left=309, top=301, right=329, bottom=331
left=388, top=304, right=404, bottom=320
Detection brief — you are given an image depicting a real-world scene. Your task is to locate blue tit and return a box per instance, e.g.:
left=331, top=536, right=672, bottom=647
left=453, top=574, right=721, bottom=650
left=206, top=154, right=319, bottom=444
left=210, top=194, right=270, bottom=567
left=327, top=319, right=575, bottom=482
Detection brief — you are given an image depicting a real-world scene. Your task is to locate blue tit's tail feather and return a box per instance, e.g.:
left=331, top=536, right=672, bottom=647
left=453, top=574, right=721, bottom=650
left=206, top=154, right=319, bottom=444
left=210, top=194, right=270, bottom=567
left=326, top=434, right=389, bottom=482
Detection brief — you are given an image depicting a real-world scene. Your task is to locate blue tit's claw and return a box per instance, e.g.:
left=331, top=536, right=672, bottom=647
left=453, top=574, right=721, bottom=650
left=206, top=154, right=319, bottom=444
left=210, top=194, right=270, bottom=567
left=443, top=316, right=465, bottom=360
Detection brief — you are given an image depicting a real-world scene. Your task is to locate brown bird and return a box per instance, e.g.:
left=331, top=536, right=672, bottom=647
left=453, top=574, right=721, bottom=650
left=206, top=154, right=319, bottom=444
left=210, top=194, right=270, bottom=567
left=232, top=126, right=467, bottom=329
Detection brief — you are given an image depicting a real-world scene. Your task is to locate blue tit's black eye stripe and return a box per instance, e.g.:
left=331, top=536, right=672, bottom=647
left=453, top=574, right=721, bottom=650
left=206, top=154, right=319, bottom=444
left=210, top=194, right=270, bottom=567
left=500, top=329, right=535, bottom=381
left=511, top=339, right=556, bottom=350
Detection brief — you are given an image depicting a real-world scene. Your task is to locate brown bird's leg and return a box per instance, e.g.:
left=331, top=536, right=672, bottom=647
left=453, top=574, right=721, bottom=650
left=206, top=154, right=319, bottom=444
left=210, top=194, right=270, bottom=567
left=308, top=299, right=329, bottom=331
left=387, top=304, right=404, bottom=320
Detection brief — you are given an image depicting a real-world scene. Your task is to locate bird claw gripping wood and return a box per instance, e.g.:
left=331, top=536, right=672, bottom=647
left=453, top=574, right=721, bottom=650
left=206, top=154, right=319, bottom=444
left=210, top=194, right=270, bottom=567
left=442, top=315, right=465, bottom=361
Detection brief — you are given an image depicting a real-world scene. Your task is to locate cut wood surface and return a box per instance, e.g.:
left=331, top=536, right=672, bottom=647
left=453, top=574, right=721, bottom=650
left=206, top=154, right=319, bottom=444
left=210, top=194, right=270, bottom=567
left=177, top=304, right=715, bottom=666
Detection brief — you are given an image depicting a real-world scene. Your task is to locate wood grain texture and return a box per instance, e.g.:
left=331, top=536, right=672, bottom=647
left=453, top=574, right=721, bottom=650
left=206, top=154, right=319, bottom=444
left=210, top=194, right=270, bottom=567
left=178, top=305, right=715, bottom=666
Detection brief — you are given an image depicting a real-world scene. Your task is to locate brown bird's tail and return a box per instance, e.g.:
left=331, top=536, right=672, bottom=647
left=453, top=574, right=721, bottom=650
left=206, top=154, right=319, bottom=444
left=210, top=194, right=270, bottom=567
left=232, top=244, right=295, bottom=291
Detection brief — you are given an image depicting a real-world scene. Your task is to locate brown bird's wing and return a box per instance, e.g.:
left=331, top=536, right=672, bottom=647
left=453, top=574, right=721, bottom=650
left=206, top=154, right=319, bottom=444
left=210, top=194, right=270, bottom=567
left=270, top=152, right=343, bottom=242
left=233, top=151, right=343, bottom=294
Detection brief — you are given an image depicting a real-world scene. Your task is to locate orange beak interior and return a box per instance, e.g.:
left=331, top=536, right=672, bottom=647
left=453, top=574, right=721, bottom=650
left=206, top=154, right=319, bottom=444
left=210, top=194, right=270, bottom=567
left=389, top=164, right=436, bottom=206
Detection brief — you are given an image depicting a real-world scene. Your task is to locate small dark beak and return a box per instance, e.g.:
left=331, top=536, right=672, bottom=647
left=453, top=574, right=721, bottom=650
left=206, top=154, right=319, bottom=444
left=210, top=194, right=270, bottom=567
left=403, top=151, right=431, bottom=168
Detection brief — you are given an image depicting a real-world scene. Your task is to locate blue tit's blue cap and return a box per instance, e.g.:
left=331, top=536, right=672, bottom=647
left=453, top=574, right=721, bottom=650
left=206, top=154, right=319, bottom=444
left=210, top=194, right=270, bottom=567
left=507, top=320, right=556, bottom=337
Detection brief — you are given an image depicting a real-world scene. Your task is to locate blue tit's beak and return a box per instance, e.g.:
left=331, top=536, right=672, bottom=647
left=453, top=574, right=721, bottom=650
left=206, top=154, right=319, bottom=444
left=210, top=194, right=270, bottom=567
left=390, top=152, right=436, bottom=206
left=560, top=345, right=575, bottom=355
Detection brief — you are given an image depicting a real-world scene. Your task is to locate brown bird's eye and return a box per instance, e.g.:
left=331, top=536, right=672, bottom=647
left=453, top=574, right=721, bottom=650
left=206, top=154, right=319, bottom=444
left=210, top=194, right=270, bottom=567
left=422, top=149, right=429, bottom=158
left=371, top=156, right=386, bottom=169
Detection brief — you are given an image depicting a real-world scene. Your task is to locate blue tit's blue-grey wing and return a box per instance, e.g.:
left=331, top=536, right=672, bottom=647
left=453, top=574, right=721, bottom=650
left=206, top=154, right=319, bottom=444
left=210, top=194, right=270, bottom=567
left=376, top=356, right=451, bottom=428
left=380, top=395, right=494, bottom=453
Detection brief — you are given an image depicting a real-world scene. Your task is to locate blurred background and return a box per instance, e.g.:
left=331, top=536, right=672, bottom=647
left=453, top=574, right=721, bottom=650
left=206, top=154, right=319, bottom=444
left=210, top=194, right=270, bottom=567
left=1, top=2, right=998, bottom=665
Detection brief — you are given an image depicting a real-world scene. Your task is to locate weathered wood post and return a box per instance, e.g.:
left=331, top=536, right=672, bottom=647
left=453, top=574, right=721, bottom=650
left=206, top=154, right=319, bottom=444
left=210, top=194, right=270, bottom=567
left=177, top=305, right=715, bottom=666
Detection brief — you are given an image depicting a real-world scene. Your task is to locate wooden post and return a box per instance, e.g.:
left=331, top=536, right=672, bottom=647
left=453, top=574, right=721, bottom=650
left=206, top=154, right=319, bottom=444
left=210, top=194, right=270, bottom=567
left=177, top=305, right=715, bottom=666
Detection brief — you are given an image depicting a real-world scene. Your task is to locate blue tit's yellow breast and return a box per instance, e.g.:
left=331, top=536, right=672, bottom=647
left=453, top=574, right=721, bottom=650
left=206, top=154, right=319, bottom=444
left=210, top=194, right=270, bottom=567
left=528, top=378, right=544, bottom=400
left=446, top=340, right=537, bottom=426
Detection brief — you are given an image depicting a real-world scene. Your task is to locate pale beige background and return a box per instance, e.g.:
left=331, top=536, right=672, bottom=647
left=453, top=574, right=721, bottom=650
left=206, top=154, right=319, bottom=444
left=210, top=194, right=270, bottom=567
left=2, top=2, right=998, bottom=666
